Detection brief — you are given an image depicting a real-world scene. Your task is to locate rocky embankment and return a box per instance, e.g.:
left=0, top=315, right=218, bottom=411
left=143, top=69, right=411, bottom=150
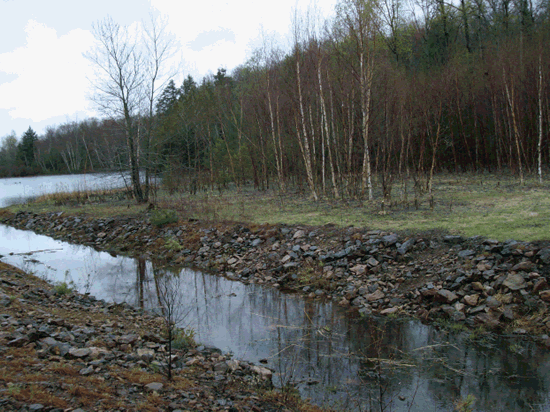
left=3, top=210, right=550, bottom=338
left=0, top=261, right=306, bottom=412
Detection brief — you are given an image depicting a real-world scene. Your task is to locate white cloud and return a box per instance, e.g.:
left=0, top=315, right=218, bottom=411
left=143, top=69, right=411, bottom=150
left=150, top=0, right=338, bottom=77
left=0, top=20, right=95, bottom=122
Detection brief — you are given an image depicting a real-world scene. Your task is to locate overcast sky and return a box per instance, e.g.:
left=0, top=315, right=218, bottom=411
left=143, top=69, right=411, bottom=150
left=0, top=0, right=338, bottom=140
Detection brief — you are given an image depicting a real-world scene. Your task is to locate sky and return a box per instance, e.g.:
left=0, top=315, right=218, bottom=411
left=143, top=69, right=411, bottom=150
left=0, top=0, right=339, bottom=141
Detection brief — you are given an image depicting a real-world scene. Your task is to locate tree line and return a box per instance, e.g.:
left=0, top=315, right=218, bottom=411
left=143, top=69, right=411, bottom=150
left=2, top=0, right=549, bottom=202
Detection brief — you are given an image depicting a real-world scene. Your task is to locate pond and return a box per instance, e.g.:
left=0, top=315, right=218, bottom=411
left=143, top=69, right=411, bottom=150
left=1, top=174, right=550, bottom=411
left=0, top=173, right=128, bottom=208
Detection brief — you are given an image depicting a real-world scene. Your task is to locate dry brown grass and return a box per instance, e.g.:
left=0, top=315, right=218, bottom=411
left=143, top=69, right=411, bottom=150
left=9, top=384, right=69, bottom=409
left=118, top=368, right=164, bottom=385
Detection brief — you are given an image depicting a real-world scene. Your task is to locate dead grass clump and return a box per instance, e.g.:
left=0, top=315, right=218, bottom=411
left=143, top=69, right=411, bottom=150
left=9, top=384, right=68, bottom=409
left=67, top=385, right=104, bottom=406
left=119, top=368, right=164, bottom=385
left=49, top=363, right=80, bottom=377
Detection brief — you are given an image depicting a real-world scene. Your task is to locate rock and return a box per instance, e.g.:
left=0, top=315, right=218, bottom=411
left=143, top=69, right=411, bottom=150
left=250, top=365, right=272, bottom=380
left=382, top=234, right=398, bottom=246
left=292, top=230, right=306, bottom=239
left=539, top=290, right=550, bottom=302
left=79, top=366, right=94, bottom=375
left=457, top=249, right=475, bottom=259
left=137, top=348, right=155, bottom=362
left=227, top=359, right=240, bottom=372
left=502, top=274, right=527, bottom=290
left=473, top=312, right=500, bottom=329
left=436, top=289, right=458, bottom=303
left=463, top=295, right=479, bottom=306
left=116, top=334, right=139, bottom=345
left=145, top=382, right=164, bottom=392
left=214, top=362, right=229, bottom=373
left=397, top=238, right=415, bottom=255
left=365, top=290, right=385, bottom=302
left=485, top=296, right=501, bottom=308
left=380, top=307, right=399, bottom=315
left=68, top=348, right=92, bottom=359
left=471, top=282, right=484, bottom=291
left=0, top=292, right=11, bottom=307
left=441, top=305, right=466, bottom=321
left=7, top=336, right=29, bottom=347
left=443, top=235, right=463, bottom=244
left=511, top=261, right=535, bottom=272
left=350, top=264, right=367, bottom=276
left=29, top=404, right=44, bottom=411
left=537, top=247, right=550, bottom=264
left=366, top=257, right=379, bottom=267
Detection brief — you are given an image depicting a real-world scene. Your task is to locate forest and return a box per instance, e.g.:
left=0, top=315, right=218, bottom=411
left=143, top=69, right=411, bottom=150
left=0, top=0, right=549, bottom=203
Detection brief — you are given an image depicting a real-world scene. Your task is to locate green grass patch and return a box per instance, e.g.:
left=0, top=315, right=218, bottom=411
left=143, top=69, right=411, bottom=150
left=5, top=172, right=549, bottom=242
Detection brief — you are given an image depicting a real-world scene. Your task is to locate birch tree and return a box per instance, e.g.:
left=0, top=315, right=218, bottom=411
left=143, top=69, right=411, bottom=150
left=86, top=17, right=146, bottom=202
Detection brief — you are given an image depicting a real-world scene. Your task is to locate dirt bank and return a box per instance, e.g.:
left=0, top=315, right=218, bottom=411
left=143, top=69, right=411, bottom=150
left=0, top=260, right=324, bottom=411
left=2, top=210, right=550, bottom=340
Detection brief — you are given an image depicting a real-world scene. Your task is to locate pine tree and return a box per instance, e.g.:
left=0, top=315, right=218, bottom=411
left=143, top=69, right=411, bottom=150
left=17, top=127, right=38, bottom=168
left=156, top=79, right=180, bottom=116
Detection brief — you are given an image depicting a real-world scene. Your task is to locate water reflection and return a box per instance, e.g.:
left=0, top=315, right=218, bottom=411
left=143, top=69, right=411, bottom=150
left=1, top=223, right=550, bottom=411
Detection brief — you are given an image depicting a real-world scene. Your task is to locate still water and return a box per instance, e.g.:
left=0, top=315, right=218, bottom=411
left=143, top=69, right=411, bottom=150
left=0, top=173, right=127, bottom=208
left=1, top=174, right=550, bottom=411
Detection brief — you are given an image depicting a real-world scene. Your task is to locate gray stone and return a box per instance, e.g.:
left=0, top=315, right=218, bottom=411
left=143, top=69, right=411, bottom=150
left=485, top=296, right=501, bottom=308
left=382, top=233, right=398, bottom=246
left=538, top=247, right=550, bottom=264
left=367, top=257, right=379, bottom=267
left=79, top=366, right=94, bottom=375
left=0, top=292, right=11, bottom=307
left=250, top=365, right=272, bottom=380
left=436, top=289, right=458, bottom=303
left=457, top=249, right=475, bottom=259
left=443, top=235, right=463, bottom=244
left=365, top=290, right=385, bottom=302
left=511, top=261, right=535, bottom=272
left=29, top=404, right=44, bottom=411
left=68, top=348, right=92, bottom=358
left=397, top=238, right=415, bottom=255
left=145, top=382, right=164, bottom=392
left=227, top=359, right=240, bottom=372
left=441, top=305, right=466, bottom=321
left=292, top=230, right=306, bottom=239
left=503, top=273, right=527, bottom=290
left=539, top=290, right=550, bottom=302
left=214, top=361, right=229, bottom=373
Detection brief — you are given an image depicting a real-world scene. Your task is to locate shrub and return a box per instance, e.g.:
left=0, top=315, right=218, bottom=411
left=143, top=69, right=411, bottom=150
left=165, top=236, right=182, bottom=251
left=53, top=281, right=74, bottom=296
left=151, top=209, right=179, bottom=227
left=172, top=328, right=196, bottom=350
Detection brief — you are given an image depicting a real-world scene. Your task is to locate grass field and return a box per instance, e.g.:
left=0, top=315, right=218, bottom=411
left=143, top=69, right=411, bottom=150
left=5, top=172, right=549, bottom=242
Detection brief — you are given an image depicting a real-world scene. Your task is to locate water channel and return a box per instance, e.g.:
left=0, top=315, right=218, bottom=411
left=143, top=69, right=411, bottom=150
left=1, top=174, right=550, bottom=411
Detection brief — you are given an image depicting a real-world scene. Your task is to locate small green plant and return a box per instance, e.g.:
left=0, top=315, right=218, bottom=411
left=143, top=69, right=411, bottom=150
left=151, top=209, right=179, bottom=227
left=172, top=327, right=196, bottom=350
left=455, top=394, right=476, bottom=412
left=53, top=281, right=73, bottom=296
left=509, top=343, right=524, bottom=354
left=164, top=236, right=182, bottom=251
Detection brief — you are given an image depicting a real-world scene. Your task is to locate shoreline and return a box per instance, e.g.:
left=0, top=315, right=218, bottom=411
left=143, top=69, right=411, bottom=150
left=2, top=209, right=550, bottom=341
left=0, top=260, right=319, bottom=411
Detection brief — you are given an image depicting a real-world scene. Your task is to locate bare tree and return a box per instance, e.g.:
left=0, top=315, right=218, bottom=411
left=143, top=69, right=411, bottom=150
left=154, top=269, right=191, bottom=380
left=86, top=17, right=146, bottom=202
left=141, top=15, right=178, bottom=201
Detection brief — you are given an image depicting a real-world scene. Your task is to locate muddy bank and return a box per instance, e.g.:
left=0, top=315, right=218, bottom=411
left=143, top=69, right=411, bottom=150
left=3, top=210, right=550, bottom=340
left=0, top=261, right=319, bottom=411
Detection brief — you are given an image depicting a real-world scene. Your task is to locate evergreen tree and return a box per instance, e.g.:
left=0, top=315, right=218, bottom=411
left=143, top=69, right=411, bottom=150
left=156, top=79, right=180, bottom=116
left=17, top=126, right=38, bottom=168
